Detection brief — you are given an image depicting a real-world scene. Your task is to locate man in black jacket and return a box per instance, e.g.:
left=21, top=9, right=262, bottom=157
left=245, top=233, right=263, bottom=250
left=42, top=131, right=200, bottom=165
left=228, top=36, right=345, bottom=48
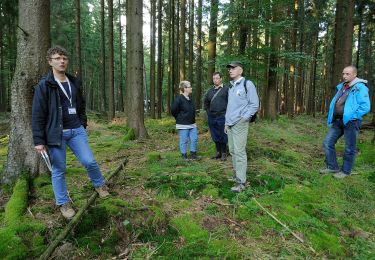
left=204, top=72, right=229, bottom=160
left=32, top=46, right=109, bottom=219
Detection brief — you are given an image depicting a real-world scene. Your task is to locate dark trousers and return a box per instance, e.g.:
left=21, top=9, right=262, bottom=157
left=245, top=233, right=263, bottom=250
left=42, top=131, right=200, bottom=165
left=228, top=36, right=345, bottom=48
left=208, top=114, right=227, bottom=153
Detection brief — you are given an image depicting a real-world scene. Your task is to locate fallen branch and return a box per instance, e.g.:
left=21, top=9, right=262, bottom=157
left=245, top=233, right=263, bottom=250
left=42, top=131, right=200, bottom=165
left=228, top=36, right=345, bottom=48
left=38, top=158, right=128, bottom=260
left=252, top=197, right=316, bottom=255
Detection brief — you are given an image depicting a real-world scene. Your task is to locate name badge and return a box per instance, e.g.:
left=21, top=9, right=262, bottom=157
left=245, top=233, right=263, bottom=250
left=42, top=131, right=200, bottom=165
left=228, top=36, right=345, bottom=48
left=68, top=107, right=77, bottom=114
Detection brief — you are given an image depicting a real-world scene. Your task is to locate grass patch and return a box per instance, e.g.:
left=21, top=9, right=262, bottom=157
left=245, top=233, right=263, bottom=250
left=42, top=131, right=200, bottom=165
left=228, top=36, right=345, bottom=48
left=1, top=113, right=375, bottom=258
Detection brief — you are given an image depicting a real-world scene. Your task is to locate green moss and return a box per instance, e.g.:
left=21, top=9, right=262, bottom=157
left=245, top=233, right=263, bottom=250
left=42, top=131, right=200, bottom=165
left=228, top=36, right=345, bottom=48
left=309, top=232, right=345, bottom=257
left=0, top=228, right=28, bottom=259
left=206, top=239, right=238, bottom=258
left=202, top=184, right=219, bottom=198
left=99, top=198, right=130, bottom=214
left=171, top=214, right=209, bottom=243
left=147, top=151, right=161, bottom=163
left=123, top=127, right=135, bottom=141
left=4, top=177, right=29, bottom=228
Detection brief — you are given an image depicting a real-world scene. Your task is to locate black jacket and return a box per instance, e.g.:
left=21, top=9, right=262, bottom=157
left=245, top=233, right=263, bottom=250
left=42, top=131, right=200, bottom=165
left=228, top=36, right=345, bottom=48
left=32, top=70, right=87, bottom=146
left=171, top=95, right=196, bottom=125
left=203, top=85, right=229, bottom=116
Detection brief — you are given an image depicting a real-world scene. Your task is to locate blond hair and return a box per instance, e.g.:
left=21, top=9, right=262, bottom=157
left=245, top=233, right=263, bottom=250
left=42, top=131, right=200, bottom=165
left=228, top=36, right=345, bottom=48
left=179, top=81, right=191, bottom=94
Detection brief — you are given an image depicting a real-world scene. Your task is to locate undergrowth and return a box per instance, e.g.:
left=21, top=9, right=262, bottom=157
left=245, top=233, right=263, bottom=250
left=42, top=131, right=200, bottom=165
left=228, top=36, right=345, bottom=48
left=1, top=113, right=375, bottom=258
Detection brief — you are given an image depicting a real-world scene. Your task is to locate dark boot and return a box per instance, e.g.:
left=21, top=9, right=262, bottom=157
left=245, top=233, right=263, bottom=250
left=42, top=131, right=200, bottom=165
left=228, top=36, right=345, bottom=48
left=181, top=153, right=188, bottom=161
left=190, top=151, right=201, bottom=161
left=220, top=143, right=228, bottom=161
left=211, top=142, right=221, bottom=159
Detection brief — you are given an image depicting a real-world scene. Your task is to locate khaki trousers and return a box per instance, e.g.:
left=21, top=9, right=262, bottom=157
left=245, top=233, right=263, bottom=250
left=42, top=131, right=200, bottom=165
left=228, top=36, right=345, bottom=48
left=227, top=119, right=249, bottom=184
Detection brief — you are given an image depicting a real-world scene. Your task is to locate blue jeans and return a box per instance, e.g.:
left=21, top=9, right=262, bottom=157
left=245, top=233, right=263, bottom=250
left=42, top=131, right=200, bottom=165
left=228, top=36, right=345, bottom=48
left=178, top=127, right=198, bottom=154
left=323, top=119, right=361, bottom=175
left=208, top=114, right=228, bottom=144
left=48, top=126, right=105, bottom=205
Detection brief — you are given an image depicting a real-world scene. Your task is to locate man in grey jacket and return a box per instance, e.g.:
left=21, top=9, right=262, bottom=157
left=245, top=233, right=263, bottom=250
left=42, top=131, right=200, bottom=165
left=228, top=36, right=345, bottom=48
left=225, top=61, right=259, bottom=192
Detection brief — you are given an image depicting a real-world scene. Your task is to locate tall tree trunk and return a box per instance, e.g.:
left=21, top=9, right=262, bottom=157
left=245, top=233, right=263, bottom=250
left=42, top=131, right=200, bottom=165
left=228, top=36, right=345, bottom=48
left=179, top=0, right=186, bottom=81
left=306, top=31, right=319, bottom=116
left=156, top=0, right=163, bottom=118
left=167, top=0, right=173, bottom=114
left=261, top=0, right=271, bottom=117
left=355, top=2, right=364, bottom=69
left=188, top=0, right=194, bottom=84
left=150, top=0, right=156, bottom=118
left=195, top=0, right=203, bottom=109
left=330, top=0, right=355, bottom=95
left=75, top=0, right=82, bottom=78
left=108, top=0, right=115, bottom=119
left=100, top=0, right=107, bottom=112
left=0, top=16, right=5, bottom=112
left=126, top=0, right=148, bottom=138
left=287, top=0, right=298, bottom=118
left=264, top=2, right=281, bottom=120
left=238, top=0, right=248, bottom=55
left=2, top=0, right=50, bottom=184
left=295, top=0, right=304, bottom=113
left=118, top=0, right=124, bottom=112
left=207, top=0, right=218, bottom=85
left=173, top=0, right=180, bottom=96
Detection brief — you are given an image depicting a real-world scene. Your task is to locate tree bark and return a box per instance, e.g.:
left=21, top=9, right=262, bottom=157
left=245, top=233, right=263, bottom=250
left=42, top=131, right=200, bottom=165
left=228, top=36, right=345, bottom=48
left=126, top=0, right=148, bottom=138
left=330, top=0, right=355, bottom=95
left=238, top=0, right=248, bottom=55
left=195, top=0, right=203, bottom=110
left=117, top=0, right=124, bottom=112
left=207, top=0, right=218, bottom=85
left=2, top=0, right=50, bottom=184
left=156, top=0, right=163, bottom=118
left=167, top=0, right=174, bottom=114
left=100, top=0, right=107, bottom=112
left=295, top=0, right=304, bottom=113
left=0, top=13, right=5, bottom=112
left=150, top=0, right=156, bottom=118
left=108, top=0, right=115, bottom=120
left=264, top=2, right=281, bottom=120
left=188, top=0, right=194, bottom=84
left=287, top=0, right=298, bottom=118
left=179, top=0, right=186, bottom=81
left=260, top=0, right=270, bottom=117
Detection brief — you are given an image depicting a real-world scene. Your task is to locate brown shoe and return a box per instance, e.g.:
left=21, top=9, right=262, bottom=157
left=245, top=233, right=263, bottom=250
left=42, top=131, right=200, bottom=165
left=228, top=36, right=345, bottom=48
left=95, top=185, right=110, bottom=198
left=59, top=203, right=76, bottom=219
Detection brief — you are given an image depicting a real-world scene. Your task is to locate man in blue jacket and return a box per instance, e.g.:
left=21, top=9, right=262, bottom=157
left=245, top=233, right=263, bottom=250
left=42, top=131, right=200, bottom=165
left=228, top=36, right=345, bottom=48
left=320, top=65, right=371, bottom=178
left=32, top=46, right=109, bottom=219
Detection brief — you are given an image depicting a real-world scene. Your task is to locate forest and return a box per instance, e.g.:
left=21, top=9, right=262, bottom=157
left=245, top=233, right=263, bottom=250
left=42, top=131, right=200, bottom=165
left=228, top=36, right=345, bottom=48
left=0, top=0, right=375, bottom=258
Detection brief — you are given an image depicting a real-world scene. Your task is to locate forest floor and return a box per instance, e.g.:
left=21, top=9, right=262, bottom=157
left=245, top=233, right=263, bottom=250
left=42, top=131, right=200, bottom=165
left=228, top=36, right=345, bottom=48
left=0, top=112, right=375, bottom=259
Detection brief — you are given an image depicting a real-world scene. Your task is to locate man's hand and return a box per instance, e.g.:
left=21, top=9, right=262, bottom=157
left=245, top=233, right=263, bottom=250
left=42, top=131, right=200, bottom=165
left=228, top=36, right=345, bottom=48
left=224, top=125, right=229, bottom=134
left=35, top=145, right=46, bottom=154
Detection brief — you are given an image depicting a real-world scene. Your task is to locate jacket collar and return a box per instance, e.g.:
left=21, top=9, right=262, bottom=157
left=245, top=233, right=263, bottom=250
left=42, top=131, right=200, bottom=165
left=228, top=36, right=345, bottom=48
left=230, top=77, right=244, bottom=87
left=45, top=70, right=76, bottom=88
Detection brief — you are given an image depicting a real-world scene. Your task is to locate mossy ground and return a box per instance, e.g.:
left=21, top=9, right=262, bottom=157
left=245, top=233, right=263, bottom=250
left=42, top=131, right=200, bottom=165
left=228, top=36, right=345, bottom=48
left=0, top=113, right=375, bottom=258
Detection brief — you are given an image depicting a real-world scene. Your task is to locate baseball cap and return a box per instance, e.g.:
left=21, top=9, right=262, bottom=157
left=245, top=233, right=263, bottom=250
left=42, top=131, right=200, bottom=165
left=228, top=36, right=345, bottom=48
left=226, top=61, right=244, bottom=69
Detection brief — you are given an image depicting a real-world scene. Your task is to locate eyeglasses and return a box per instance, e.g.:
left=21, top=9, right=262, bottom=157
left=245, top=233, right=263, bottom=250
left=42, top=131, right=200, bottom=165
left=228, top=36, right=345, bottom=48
left=50, top=57, right=69, bottom=61
left=184, top=86, right=192, bottom=88
left=228, top=67, right=238, bottom=71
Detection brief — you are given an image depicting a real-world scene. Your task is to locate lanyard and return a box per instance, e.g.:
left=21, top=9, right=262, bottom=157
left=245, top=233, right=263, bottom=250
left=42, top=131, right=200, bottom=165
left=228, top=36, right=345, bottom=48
left=336, top=85, right=351, bottom=103
left=55, top=77, right=73, bottom=107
